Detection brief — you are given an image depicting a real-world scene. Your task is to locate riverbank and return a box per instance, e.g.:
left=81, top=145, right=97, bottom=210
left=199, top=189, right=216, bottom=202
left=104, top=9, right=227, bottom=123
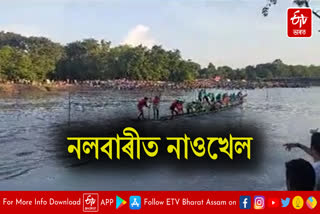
left=0, top=79, right=310, bottom=96
left=65, top=79, right=310, bottom=90
left=0, top=84, right=51, bottom=95
left=0, top=83, right=80, bottom=97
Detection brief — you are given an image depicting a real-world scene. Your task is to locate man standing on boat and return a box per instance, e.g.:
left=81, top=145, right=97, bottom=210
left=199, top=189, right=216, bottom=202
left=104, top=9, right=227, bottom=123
left=152, top=95, right=160, bottom=120
left=137, top=97, right=150, bottom=120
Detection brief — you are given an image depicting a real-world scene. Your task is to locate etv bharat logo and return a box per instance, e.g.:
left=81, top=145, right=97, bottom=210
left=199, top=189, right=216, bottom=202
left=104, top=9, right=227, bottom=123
left=83, top=193, right=99, bottom=212
left=287, top=8, right=312, bottom=37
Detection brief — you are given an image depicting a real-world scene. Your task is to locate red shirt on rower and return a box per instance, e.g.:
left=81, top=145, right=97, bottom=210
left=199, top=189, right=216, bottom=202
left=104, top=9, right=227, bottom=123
left=138, top=97, right=148, bottom=110
left=177, top=102, right=183, bottom=113
left=170, top=100, right=179, bottom=111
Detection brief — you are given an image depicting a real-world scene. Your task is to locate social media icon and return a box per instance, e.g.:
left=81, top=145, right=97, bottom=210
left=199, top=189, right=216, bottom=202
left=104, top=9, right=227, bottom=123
left=116, top=196, right=127, bottom=209
left=130, top=196, right=141, bottom=210
left=254, top=196, right=265, bottom=210
left=281, top=198, right=290, bottom=207
left=306, top=196, right=317, bottom=209
left=268, top=198, right=279, bottom=208
left=239, top=196, right=251, bottom=209
left=292, top=196, right=304, bottom=210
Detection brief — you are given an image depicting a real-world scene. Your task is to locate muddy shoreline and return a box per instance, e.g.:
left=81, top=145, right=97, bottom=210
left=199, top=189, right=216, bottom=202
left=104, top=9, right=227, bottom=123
left=0, top=79, right=310, bottom=97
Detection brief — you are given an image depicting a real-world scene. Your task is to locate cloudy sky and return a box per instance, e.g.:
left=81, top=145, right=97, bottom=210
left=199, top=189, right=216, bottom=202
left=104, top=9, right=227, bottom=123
left=1, top=0, right=320, bottom=68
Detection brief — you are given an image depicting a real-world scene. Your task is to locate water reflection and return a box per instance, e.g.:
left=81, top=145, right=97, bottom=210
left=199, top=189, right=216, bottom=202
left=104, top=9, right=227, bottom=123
left=0, top=87, right=319, bottom=190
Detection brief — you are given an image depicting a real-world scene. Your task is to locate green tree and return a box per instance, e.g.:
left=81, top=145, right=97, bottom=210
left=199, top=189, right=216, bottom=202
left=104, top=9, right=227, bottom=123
left=0, top=32, right=64, bottom=80
left=217, top=66, right=234, bottom=79
left=245, top=65, right=257, bottom=80
left=199, top=63, right=217, bottom=78
left=0, top=46, right=34, bottom=80
left=1, top=31, right=320, bottom=82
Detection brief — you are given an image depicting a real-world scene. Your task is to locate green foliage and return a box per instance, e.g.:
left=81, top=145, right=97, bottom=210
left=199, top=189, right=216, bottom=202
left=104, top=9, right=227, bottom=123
left=54, top=41, right=200, bottom=82
left=0, top=31, right=63, bottom=81
left=244, top=65, right=257, bottom=80
left=0, top=31, right=320, bottom=82
left=263, top=0, right=320, bottom=21
left=0, top=46, right=34, bottom=80
left=242, top=60, right=320, bottom=80
left=199, top=63, right=217, bottom=78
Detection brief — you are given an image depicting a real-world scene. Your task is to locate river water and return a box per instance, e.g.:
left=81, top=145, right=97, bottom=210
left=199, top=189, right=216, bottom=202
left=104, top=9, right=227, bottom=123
left=0, top=87, right=319, bottom=190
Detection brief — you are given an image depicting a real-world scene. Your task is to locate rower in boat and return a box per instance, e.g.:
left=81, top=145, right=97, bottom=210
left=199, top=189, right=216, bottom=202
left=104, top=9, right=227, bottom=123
left=230, top=93, right=236, bottom=102
left=237, top=91, right=246, bottom=102
left=214, top=93, right=222, bottom=109
left=159, top=93, right=246, bottom=121
left=137, top=97, right=150, bottom=120
left=186, top=102, right=195, bottom=114
left=177, top=100, right=184, bottom=114
left=203, top=94, right=211, bottom=106
left=170, top=100, right=184, bottom=119
left=216, top=93, right=222, bottom=103
left=222, top=93, right=230, bottom=106
left=208, top=93, right=215, bottom=103
left=198, top=89, right=206, bottom=102
left=209, top=95, right=221, bottom=111
left=186, top=101, right=203, bottom=114
left=170, top=100, right=179, bottom=119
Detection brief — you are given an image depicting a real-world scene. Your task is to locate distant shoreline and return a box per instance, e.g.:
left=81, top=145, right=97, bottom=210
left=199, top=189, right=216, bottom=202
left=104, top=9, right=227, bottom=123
left=0, top=79, right=311, bottom=97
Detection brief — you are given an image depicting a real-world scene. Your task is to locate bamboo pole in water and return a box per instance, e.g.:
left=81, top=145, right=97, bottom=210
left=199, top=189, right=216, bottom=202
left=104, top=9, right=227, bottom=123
left=68, top=91, right=71, bottom=126
left=148, top=91, right=152, bottom=120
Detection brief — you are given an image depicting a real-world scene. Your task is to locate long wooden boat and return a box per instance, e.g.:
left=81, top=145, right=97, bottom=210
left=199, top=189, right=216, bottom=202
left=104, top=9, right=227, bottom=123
left=159, top=99, right=244, bottom=121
